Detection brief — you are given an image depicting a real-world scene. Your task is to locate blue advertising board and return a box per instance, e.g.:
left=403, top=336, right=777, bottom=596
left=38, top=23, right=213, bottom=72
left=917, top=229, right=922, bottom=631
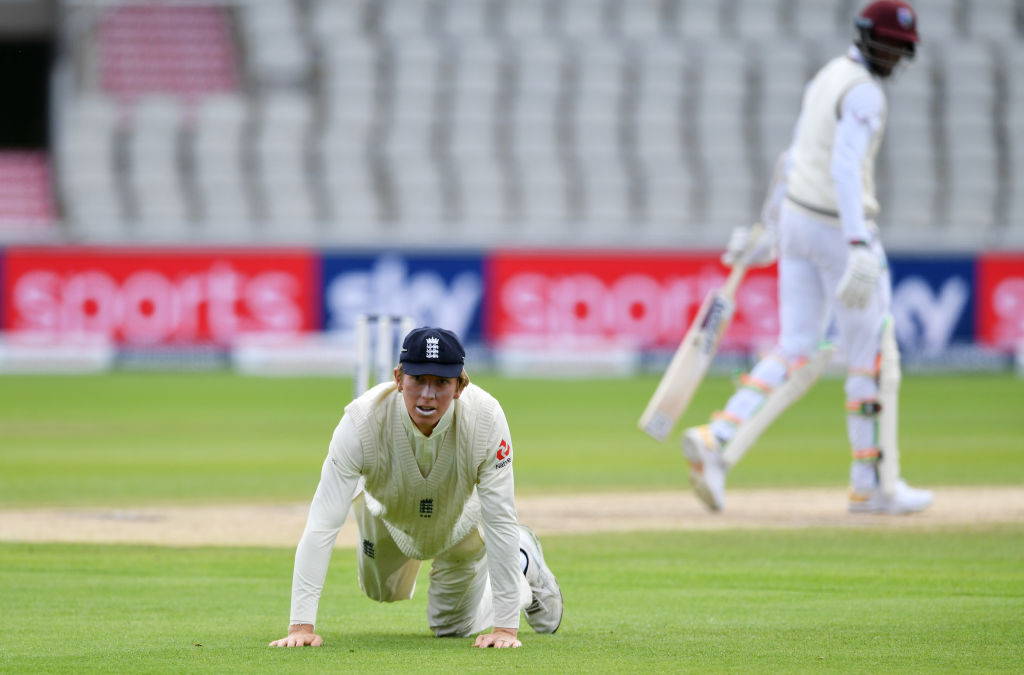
left=889, top=255, right=975, bottom=356
left=320, top=252, right=487, bottom=344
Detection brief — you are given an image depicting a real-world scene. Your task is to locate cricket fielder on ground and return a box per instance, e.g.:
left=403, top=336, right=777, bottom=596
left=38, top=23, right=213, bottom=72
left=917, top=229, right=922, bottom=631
left=270, top=327, right=562, bottom=649
left=681, top=1, right=933, bottom=515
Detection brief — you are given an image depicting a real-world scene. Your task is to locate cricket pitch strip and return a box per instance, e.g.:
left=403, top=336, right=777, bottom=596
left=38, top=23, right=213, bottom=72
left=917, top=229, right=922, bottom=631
left=0, top=486, right=1021, bottom=548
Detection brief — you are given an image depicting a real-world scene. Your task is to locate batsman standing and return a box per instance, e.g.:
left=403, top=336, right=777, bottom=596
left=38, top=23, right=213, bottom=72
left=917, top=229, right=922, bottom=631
left=270, top=327, right=562, bottom=649
left=681, top=1, right=933, bottom=515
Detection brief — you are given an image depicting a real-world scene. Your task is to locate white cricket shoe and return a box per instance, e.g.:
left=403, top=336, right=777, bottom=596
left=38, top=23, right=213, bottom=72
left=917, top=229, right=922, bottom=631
left=848, top=480, right=934, bottom=515
left=681, top=425, right=727, bottom=512
left=519, top=525, right=562, bottom=634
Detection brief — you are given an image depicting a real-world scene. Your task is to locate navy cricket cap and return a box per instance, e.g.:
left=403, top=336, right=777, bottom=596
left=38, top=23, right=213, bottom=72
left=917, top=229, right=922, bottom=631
left=399, top=327, right=466, bottom=378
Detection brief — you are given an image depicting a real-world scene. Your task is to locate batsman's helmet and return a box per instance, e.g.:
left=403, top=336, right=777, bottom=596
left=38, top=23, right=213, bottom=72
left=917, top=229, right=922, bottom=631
left=854, top=1, right=918, bottom=77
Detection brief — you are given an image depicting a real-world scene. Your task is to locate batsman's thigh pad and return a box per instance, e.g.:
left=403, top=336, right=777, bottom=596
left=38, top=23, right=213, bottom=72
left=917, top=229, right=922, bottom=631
left=428, top=528, right=493, bottom=637
left=722, top=345, right=834, bottom=467
left=352, top=492, right=421, bottom=602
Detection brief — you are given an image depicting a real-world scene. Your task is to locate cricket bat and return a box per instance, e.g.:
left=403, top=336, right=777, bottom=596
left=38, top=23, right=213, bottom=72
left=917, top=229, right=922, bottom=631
left=637, top=225, right=765, bottom=442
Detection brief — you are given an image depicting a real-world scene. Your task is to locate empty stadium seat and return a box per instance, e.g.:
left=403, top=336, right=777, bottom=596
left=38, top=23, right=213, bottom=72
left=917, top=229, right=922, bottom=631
left=126, top=94, right=191, bottom=235
left=965, top=0, right=1017, bottom=41
left=499, top=0, right=554, bottom=39
left=239, top=1, right=311, bottom=87
left=732, top=0, right=783, bottom=38
left=617, top=0, right=670, bottom=40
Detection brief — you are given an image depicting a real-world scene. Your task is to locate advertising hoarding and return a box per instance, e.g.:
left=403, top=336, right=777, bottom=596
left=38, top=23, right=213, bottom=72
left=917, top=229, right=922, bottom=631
left=485, top=251, right=779, bottom=350
left=976, top=253, right=1024, bottom=349
left=321, top=252, right=486, bottom=343
left=0, top=247, right=318, bottom=345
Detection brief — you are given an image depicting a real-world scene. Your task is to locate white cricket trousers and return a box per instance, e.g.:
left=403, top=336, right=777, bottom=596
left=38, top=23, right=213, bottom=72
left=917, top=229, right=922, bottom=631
left=351, top=492, right=530, bottom=637
left=712, top=200, right=892, bottom=462
left=776, top=201, right=890, bottom=366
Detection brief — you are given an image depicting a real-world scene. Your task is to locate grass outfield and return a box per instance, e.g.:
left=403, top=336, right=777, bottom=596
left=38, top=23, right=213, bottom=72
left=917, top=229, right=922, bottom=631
left=0, top=372, right=1021, bottom=505
left=1, top=529, right=1022, bottom=673
left=1, top=372, right=1022, bottom=673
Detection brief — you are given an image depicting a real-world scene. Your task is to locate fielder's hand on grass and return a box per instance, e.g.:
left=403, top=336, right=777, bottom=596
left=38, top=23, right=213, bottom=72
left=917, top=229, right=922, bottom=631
left=721, top=223, right=777, bottom=268
left=836, top=242, right=881, bottom=310
left=472, top=627, right=521, bottom=648
left=269, top=624, right=323, bottom=647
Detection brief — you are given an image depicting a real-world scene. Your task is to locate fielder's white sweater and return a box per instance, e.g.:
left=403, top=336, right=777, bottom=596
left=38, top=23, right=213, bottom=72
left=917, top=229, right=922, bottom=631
left=288, top=382, right=522, bottom=629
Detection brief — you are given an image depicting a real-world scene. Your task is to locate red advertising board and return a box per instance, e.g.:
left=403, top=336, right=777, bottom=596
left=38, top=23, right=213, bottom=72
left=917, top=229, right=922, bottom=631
left=976, top=253, right=1024, bottom=348
left=486, top=251, right=779, bottom=349
left=1, top=247, right=318, bottom=345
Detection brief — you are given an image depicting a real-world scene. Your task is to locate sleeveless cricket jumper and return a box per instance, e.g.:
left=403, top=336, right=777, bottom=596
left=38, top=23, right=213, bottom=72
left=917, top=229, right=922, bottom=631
left=787, top=54, right=885, bottom=224
left=347, top=384, right=492, bottom=561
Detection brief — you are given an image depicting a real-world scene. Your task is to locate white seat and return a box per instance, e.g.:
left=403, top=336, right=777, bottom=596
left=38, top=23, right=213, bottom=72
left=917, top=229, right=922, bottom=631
left=633, top=112, right=683, bottom=160
left=329, top=182, right=381, bottom=225
left=702, top=143, right=755, bottom=226
left=254, top=94, right=311, bottom=183
left=511, top=114, right=561, bottom=162
left=618, top=0, right=667, bottom=40
left=126, top=95, right=188, bottom=228
left=323, top=156, right=380, bottom=224
left=946, top=167, right=997, bottom=228
left=383, top=110, right=435, bottom=157
left=789, top=0, right=841, bottom=39
left=197, top=174, right=251, bottom=223
left=262, top=178, right=320, bottom=231
left=642, top=153, right=693, bottom=226
left=129, top=95, right=181, bottom=154
left=966, top=0, right=1015, bottom=39
left=638, top=38, right=688, bottom=88
left=500, top=0, right=552, bottom=39
left=559, top=0, right=608, bottom=39
left=882, top=147, right=936, bottom=231
left=245, top=26, right=310, bottom=87
left=64, top=174, right=126, bottom=237
left=676, top=1, right=721, bottom=37
left=913, top=0, right=959, bottom=39
left=437, top=0, right=496, bottom=36
left=574, top=116, right=620, bottom=158
left=733, top=0, right=783, bottom=38
left=377, top=0, right=434, bottom=36
left=309, top=0, right=368, bottom=41
left=573, top=41, right=626, bottom=123
left=517, top=157, right=571, bottom=223
left=450, top=116, right=499, bottom=157
left=632, top=43, right=687, bottom=162
left=390, top=36, right=444, bottom=108
left=322, top=38, right=378, bottom=104
left=513, top=38, right=565, bottom=100
left=452, top=153, right=508, bottom=222
left=319, top=112, right=376, bottom=158
left=1007, top=153, right=1024, bottom=227
left=392, top=166, right=447, bottom=223
left=754, top=40, right=806, bottom=167
left=694, top=42, right=747, bottom=139
left=454, top=36, right=506, bottom=92
left=579, top=161, right=631, bottom=225
left=58, top=96, right=121, bottom=225
left=325, top=87, right=377, bottom=127
left=257, top=94, right=312, bottom=146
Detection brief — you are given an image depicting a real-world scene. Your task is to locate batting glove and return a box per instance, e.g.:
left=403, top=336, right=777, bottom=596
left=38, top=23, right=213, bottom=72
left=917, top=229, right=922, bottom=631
left=721, top=223, right=778, bottom=268
left=836, top=244, right=881, bottom=310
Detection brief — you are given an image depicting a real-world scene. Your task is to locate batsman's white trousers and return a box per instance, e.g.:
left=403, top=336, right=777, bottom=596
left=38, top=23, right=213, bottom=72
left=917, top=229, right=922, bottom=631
left=776, top=200, right=890, bottom=373
left=351, top=492, right=531, bottom=637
